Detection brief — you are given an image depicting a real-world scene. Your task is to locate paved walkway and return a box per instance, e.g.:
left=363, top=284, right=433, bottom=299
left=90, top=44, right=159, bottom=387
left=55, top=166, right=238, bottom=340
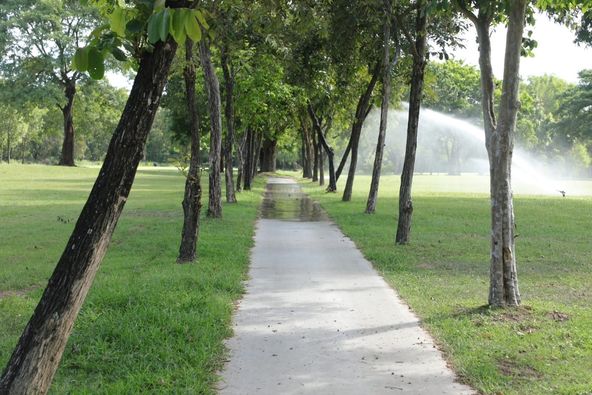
left=218, top=178, right=474, bottom=394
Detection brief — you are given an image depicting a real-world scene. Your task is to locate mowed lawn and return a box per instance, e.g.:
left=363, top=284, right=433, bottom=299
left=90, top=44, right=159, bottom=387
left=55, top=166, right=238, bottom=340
left=300, top=173, right=592, bottom=395
left=0, top=164, right=263, bottom=394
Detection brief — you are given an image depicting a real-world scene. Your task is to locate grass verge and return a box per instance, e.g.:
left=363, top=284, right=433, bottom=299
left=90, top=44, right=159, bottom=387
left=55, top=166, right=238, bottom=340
left=0, top=164, right=264, bottom=394
left=297, top=173, right=592, bottom=395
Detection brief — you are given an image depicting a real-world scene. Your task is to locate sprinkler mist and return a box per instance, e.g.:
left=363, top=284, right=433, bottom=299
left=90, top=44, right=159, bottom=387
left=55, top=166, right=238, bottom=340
left=354, top=104, right=590, bottom=196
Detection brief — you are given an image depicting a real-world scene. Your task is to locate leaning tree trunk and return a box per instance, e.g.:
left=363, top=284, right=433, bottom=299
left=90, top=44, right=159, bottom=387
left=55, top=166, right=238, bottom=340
left=177, top=40, right=203, bottom=264
left=396, top=0, right=428, bottom=243
left=199, top=39, right=223, bottom=218
left=342, top=63, right=381, bottom=202
left=221, top=44, right=237, bottom=203
left=366, top=0, right=399, bottom=214
left=0, top=37, right=178, bottom=394
left=59, top=80, right=76, bottom=167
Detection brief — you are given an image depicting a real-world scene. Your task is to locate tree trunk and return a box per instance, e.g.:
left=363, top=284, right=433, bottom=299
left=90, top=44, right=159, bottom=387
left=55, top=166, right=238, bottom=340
left=252, top=131, right=263, bottom=176
left=199, top=39, right=223, bottom=218
left=59, top=80, right=76, bottom=167
left=177, top=40, right=203, bottom=264
left=342, top=63, right=381, bottom=201
left=396, top=0, right=428, bottom=243
left=318, top=143, right=324, bottom=186
left=221, top=44, right=237, bottom=203
left=467, top=1, right=526, bottom=306
left=366, top=0, right=399, bottom=214
left=243, top=127, right=253, bottom=190
left=308, top=104, right=337, bottom=192
left=0, top=38, right=178, bottom=394
left=312, top=127, right=319, bottom=182
left=6, top=129, right=10, bottom=164
left=335, top=138, right=352, bottom=182
left=301, top=117, right=313, bottom=178
left=235, top=133, right=246, bottom=192
left=259, top=137, right=277, bottom=172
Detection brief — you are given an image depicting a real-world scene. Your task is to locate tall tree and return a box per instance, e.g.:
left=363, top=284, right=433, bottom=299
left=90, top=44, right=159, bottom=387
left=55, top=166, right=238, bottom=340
left=365, top=0, right=401, bottom=213
left=0, top=0, right=98, bottom=166
left=199, top=36, right=223, bottom=218
left=455, top=0, right=529, bottom=307
left=0, top=2, right=205, bottom=391
left=396, top=0, right=429, bottom=242
left=177, top=39, right=203, bottom=263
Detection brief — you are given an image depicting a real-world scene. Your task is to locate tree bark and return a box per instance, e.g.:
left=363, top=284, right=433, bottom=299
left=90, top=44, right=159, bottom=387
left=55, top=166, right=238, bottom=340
left=396, top=0, right=428, bottom=243
left=366, top=0, right=399, bottom=214
left=342, top=63, right=381, bottom=201
left=235, top=133, right=246, bottom=192
left=259, top=137, right=277, bottom=172
left=243, top=127, right=253, bottom=190
left=59, top=80, right=76, bottom=167
left=463, top=1, right=526, bottom=306
left=301, top=116, right=313, bottom=178
left=308, top=104, right=337, bottom=192
left=312, top=127, right=319, bottom=182
left=318, top=142, right=324, bottom=186
left=335, top=138, right=352, bottom=182
left=199, top=39, right=223, bottom=218
left=177, top=40, right=203, bottom=264
left=252, top=131, right=263, bottom=177
left=0, top=38, right=178, bottom=394
left=6, top=129, right=10, bottom=164
left=221, top=44, right=237, bottom=203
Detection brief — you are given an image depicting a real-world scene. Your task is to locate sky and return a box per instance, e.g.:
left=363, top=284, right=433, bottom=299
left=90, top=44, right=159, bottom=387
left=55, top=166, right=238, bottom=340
left=450, top=13, right=591, bottom=84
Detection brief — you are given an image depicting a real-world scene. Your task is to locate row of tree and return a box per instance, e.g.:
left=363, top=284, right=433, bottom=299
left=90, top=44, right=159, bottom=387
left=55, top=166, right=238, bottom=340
left=1, top=0, right=591, bottom=393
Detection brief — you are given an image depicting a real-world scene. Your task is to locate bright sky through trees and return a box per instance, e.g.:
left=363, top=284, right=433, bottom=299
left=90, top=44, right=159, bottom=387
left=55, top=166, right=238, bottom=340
left=451, top=12, right=591, bottom=83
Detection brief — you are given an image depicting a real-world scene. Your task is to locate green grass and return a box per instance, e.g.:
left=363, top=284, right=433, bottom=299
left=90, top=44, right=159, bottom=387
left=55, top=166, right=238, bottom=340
left=297, top=173, right=592, bottom=395
left=0, top=163, right=264, bottom=394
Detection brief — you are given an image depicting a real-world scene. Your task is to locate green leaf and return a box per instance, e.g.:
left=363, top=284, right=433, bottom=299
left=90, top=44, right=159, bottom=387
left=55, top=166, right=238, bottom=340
left=171, top=9, right=187, bottom=45
left=193, top=10, right=209, bottom=30
left=125, top=19, right=143, bottom=34
left=72, top=47, right=89, bottom=72
left=111, top=47, right=128, bottom=62
left=159, top=8, right=171, bottom=42
left=109, top=7, right=127, bottom=37
left=88, top=47, right=105, bottom=80
left=147, top=11, right=163, bottom=44
left=185, top=13, right=201, bottom=42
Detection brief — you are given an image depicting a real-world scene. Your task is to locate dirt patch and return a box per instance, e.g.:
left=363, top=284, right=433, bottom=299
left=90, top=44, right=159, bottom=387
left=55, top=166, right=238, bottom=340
left=497, top=358, right=541, bottom=379
left=547, top=310, right=570, bottom=322
left=417, top=263, right=435, bottom=270
left=492, top=305, right=534, bottom=323
left=0, top=285, right=40, bottom=300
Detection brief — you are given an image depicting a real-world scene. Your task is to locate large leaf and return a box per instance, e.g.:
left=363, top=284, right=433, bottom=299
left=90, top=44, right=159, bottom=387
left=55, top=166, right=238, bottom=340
left=185, top=13, right=201, bottom=42
left=171, top=8, right=187, bottom=45
left=159, top=8, right=171, bottom=42
left=72, top=47, right=89, bottom=72
left=147, top=11, right=163, bottom=44
left=111, top=47, right=128, bottom=62
left=194, top=10, right=209, bottom=30
left=88, top=47, right=105, bottom=80
left=109, top=7, right=126, bottom=37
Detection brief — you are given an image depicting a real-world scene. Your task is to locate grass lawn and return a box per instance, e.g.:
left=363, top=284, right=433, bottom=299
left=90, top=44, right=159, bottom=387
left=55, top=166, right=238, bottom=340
left=0, top=164, right=264, bottom=394
left=297, top=173, right=592, bottom=395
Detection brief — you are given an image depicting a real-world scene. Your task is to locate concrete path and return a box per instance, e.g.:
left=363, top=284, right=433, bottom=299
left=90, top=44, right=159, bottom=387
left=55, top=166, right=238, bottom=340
left=218, top=178, right=474, bottom=394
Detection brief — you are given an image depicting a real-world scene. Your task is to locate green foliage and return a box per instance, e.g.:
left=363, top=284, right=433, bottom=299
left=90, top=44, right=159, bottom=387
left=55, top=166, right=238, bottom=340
left=72, top=1, right=210, bottom=80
